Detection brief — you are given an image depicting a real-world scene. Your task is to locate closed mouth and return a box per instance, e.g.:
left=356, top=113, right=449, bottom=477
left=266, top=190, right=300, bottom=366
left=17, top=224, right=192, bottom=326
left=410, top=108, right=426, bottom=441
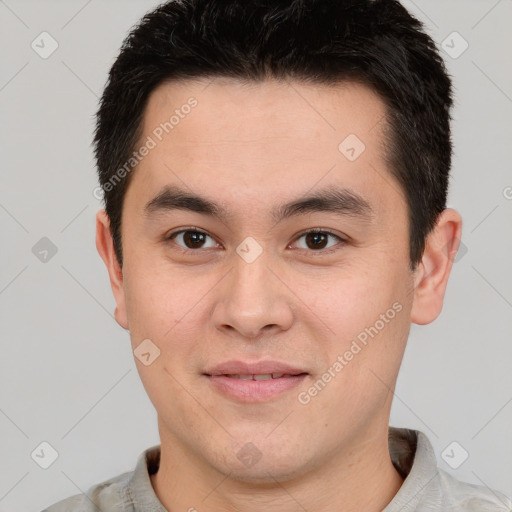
left=208, top=373, right=307, bottom=380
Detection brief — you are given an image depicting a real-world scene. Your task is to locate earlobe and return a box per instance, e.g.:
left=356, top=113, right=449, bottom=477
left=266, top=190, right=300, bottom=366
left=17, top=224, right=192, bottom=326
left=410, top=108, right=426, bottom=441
left=95, top=210, right=129, bottom=330
left=410, top=209, right=463, bottom=325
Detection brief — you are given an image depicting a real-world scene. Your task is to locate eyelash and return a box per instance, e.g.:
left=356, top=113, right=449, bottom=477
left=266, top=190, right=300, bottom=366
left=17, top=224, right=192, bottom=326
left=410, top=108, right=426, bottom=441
left=166, top=227, right=347, bottom=256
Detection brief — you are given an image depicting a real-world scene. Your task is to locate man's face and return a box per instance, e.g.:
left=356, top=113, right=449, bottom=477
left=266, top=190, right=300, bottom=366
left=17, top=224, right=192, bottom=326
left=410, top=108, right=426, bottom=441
left=115, top=78, right=416, bottom=480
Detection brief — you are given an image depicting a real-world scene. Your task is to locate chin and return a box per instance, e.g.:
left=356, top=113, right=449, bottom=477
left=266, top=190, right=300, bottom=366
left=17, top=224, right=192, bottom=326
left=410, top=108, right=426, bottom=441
left=215, top=436, right=314, bottom=484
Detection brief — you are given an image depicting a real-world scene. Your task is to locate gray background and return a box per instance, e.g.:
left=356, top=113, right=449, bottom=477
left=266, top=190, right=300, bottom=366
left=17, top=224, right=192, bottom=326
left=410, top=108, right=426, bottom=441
left=1, top=0, right=511, bottom=510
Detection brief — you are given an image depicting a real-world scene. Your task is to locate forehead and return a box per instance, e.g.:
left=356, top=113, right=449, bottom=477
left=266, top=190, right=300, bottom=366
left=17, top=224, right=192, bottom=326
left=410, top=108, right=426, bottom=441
left=128, top=77, right=402, bottom=221
left=143, top=77, right=387, bottom=148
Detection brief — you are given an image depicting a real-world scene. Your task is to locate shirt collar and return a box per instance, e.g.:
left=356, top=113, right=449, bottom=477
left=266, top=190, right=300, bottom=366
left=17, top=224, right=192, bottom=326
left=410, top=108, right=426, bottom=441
left=383, top=427, right=439, bottom=511
left=127, top=443, right=167, bottom=511
left=127, top=426, right=436, bottom=510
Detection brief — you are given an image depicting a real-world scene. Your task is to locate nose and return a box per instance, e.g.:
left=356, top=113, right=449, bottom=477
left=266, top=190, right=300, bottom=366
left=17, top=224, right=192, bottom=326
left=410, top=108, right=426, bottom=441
left=211, top=251, right=294, bottom=340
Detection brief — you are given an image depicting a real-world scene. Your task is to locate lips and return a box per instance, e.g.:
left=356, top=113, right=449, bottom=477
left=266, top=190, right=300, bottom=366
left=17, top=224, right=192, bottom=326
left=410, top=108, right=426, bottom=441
left=203, top=360, right=308, bottom=378
left=227, top=373, right=292, bottom=380
left=203, top=360, right=308, bottom=402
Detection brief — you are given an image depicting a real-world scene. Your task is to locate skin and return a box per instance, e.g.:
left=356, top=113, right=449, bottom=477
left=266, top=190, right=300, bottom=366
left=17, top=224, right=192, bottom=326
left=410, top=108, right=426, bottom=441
left=96, top=77, right=462, bottom=511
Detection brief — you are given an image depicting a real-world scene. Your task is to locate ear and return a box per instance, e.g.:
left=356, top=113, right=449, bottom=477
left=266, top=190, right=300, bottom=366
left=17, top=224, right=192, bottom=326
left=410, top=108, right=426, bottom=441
left=95, top=210, right=129, bottom=330
left=410, top=208, right=463, bottom=325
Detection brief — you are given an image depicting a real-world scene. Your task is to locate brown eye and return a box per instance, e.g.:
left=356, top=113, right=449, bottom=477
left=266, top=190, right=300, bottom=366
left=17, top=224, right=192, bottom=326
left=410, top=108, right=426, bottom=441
left=304, top=232, right=329, bottom=250
left=168, top=229, right=217, bottom=250
left=182, top=231, right=206, bottom=248
left=292, top=230, right=345, bottom=254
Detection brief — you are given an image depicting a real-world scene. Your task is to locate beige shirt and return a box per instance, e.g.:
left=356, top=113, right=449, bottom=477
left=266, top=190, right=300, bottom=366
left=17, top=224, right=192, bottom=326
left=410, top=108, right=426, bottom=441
left=42, top=427, right=512, bottom=511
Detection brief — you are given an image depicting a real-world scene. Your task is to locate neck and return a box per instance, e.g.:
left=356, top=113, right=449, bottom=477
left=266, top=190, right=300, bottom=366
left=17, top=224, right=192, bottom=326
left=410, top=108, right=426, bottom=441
left=151, top=423, right=404, bottom=512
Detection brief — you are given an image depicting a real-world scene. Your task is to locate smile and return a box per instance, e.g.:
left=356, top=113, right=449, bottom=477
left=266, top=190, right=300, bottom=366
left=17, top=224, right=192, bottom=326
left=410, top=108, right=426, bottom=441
left=205, top=373, right=308, bottom=402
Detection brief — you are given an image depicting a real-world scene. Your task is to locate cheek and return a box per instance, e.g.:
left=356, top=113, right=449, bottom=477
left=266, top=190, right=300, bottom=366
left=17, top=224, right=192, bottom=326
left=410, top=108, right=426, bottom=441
left=297, top=263, right=411, bottom=383
left=123, top=272, right=167, bottom=340
left=122, top=259, right=221, bottom=356
left=292, top=263, right=401, bottom=337
left=122, top=266, right=205, bottom=405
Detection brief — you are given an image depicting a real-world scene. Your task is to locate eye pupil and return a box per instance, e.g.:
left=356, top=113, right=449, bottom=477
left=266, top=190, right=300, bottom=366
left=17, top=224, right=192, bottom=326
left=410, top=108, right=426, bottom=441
left=184, top=231, right=206, bottom=248
left=172, top=229, right=339, bottom=253
left=305, top=232, right=328, bottom=250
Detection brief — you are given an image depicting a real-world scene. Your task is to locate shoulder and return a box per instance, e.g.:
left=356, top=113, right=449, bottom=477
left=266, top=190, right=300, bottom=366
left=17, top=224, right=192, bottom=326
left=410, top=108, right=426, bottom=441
left=387, top=428, right=511, bottom=512
left=432, top=468, right=512, bottom=511
left=41, top=469, right=134, bottom=512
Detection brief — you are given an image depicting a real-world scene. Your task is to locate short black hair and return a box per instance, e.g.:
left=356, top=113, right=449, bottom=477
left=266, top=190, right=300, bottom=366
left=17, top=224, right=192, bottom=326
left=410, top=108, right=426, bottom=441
left=93, top=0, right=453, bottom=269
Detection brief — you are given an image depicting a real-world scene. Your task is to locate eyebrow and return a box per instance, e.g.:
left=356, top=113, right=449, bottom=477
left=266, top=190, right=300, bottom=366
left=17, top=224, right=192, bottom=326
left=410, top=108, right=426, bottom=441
left=144, top=184, right=374, bottom=224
